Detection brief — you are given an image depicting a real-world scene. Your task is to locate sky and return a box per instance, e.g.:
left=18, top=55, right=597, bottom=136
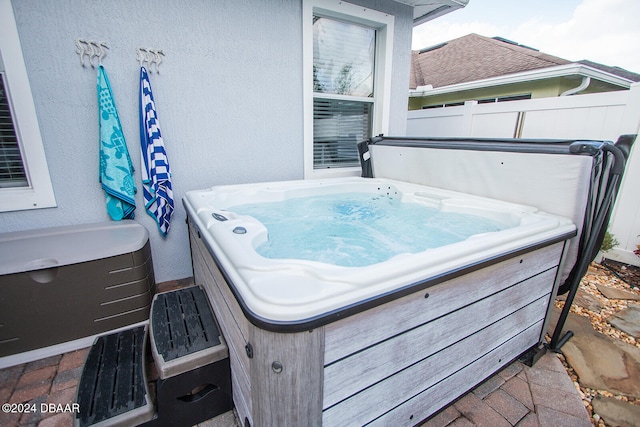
left=412, top=0, right=640, bottom=74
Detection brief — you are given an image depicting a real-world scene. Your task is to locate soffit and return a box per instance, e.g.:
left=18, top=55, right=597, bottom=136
left=393, top=0, right=469, bottom=25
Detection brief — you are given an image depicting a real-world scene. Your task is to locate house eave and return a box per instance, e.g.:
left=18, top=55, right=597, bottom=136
left=394, top=0, right=469, bottom=26
left=409, top=63, right=635, bottom=97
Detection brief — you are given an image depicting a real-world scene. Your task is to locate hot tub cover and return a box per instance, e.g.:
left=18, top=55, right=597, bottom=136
left=357, top=134, right=635, bottom=351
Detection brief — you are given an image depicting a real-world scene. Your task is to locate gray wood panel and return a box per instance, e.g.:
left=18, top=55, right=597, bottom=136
left=323, top=269, right=556, bottom=408
left=323, top=303, right=546, bottom=426
left=539, top=241, right=567, bottom=341
left=325, top=243, right=563, bottom=364
left=250, top=327, right=325, bottom=427
left=367, top=321, right=544, bottom=426
left=231, top=369, right=252, bottom=427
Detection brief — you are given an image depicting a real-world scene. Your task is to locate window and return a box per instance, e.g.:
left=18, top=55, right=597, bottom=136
left=0, top=74, right=27, bottom=188
left=421, top=101, right=464, bottom=109
left=422, top=94, right=532, bottom=109
left=477, top=94, right=532, bottom=104
left=303, top=0, right=394, bottom=178
left=313, top=16, right=374, bottom=169
left=0, top=0, right=56, bottom=211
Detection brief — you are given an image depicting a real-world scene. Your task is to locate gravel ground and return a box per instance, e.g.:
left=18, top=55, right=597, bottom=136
left=554, top=260, right=640, bottom=426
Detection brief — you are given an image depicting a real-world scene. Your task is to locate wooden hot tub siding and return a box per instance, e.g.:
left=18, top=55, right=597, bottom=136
left=188, top=221, right=565, bottom=426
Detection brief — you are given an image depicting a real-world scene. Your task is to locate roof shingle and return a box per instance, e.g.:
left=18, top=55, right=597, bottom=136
left=411, top=33, right=570, bottom=89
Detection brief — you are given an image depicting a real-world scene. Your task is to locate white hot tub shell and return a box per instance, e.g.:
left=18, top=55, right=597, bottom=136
left=184, top=177, right=576, bottom=426
left=186, top=178, right=574, bottom=324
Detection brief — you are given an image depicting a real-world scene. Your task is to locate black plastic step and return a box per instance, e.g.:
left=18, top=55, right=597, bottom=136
left=149, top=358, right=233, bottom=427
left=150, top=286, right=228, bottom=379
left=75, top=325, right=154, bottom=427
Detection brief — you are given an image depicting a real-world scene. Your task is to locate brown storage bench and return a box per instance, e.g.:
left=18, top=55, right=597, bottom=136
left=0, top=221, right=155, bottom=361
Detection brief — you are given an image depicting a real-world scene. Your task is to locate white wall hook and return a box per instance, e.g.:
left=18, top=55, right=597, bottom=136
left=136, top=48, right=146, bottom=68
left=136, top=47, right=165, bottom=73
left=75, top=39, right=87, bottom=67
left=95, top=41, right=109, bottom=66
left=76, top=39, right=109, bottom=68
left=152, top=50, right=164, bottom=73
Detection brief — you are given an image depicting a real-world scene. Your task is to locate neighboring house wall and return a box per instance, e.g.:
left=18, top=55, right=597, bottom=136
left=0, top=0, right=413, bottom=282
left=406, top=83, right=640, bottom=266
left=408, top=34, right=638, bottom=111
left=408, top=78, right=629, bottom=110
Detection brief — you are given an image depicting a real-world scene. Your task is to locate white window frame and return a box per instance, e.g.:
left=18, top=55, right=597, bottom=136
left=303, top=0, right=394, bottom=179
left=0, top=0, right=56, bottom=212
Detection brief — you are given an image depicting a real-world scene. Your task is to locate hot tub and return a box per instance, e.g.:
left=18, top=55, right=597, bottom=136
left=186, top=177, right=573, bottom=324
left=184, top=176, right=575, bottom=426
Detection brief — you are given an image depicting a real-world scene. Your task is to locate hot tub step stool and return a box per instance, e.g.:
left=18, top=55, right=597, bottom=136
left=75, top=325, right=154, bottom=427
left=148, top=285, right=233, bottom=427
left=75, top=286, right=233, bottom=427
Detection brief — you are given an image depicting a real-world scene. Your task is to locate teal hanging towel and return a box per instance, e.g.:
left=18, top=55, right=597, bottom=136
left=98, top=65, right=136, bottom=220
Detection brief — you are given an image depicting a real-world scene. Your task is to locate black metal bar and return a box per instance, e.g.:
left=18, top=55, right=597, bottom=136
left=550, top=141, right=628, bottom=351
left=551, top=331, right=574, bottom=353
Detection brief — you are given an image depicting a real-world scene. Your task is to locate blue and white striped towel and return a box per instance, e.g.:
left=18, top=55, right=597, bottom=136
left=139, top=66, right=173, bottom=236
left=98, top=65, right=136, bottom=220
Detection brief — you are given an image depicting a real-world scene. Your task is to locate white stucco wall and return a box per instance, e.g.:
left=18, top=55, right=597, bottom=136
left=1, top=0, right=412, bottom=282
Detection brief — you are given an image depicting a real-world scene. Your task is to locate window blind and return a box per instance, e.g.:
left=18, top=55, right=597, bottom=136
left=313, top=98, right=372, bottom=168
left=0, top=72, right=27, bottom=188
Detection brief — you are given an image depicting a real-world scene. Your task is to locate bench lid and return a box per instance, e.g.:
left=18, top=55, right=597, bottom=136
left=0, top=220, right=148, bottom=275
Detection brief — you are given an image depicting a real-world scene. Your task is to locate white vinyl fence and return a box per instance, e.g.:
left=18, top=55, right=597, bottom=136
left=406, top=83, right=640, bottom=266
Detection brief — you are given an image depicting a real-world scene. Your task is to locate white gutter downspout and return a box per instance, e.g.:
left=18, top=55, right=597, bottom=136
left=561, top=76, right=591, bottom=96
